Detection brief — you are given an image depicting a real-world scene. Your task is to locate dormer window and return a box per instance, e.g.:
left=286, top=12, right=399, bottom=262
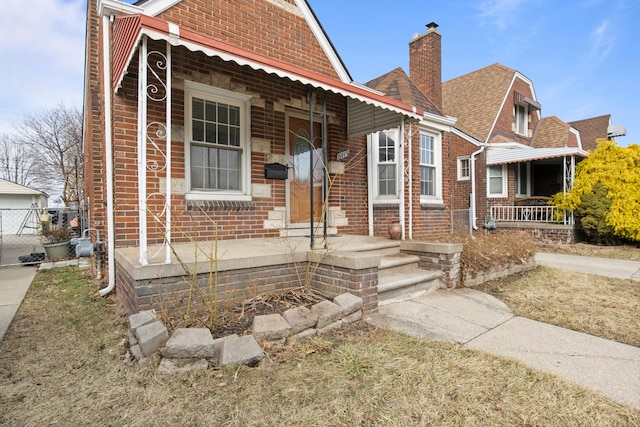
left=513, top=91, right=540, bottom=137
left=515, top=103, right=528, bottom=135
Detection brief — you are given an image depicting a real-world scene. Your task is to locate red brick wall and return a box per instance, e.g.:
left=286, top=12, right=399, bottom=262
left=156, top=0, right=340, bottom=80
left=109, top=42, right=353, bottom=246
left=491, top=77, right=539, bottom=146
left=84, top=1, right=107, bottom=234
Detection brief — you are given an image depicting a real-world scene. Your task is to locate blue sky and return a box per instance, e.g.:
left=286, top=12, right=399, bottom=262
left=1, top=0, right=637, bottom=145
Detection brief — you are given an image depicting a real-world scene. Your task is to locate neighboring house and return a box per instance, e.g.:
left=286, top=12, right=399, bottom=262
left=441, top=63, right=588, bottom=237
left=0, top=178, right=46, bottom=235
left=84, top=0, right=445, bottom=312
left=569, top=114, right=626, bottom=152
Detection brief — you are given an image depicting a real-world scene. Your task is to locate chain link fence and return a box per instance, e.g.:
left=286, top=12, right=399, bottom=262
left=0, top=207, right=79, bottom=267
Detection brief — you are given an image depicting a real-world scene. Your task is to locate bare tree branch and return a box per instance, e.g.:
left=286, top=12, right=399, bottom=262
left=0, top=134, right=37, bottom=187
left=14, top=103, right=83, bottom=202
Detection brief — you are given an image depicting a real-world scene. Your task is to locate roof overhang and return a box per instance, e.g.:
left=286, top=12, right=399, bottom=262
left=486, top=146, right=588, bottom=165
left=514, top=91, right=541, bottom=111
left=111, top=14, right=423, bottom=138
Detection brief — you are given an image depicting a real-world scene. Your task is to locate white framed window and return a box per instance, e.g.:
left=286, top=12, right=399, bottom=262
left=419, top=130, right=442, bottom=204
left=515, top=103, right=528, bottom=136
left=457, top=156, right=470, bottom=181
left=369, top=129, right=400, bottom=203
left=184, top=81, right=251, bottom=201
left=516, top=162, right=530, bottom=198
left=487, top=164, right=507, bottom=197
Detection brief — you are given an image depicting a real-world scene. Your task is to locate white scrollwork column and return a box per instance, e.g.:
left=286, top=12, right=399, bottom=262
left=138, top=37, right=171, bottom=266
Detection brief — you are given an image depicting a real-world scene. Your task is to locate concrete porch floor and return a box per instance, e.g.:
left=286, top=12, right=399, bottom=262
left=115, top=234, right=401, bottom=281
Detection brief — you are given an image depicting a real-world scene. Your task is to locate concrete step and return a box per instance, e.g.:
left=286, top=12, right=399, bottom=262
left=378, top=253, right=421, bottom=279
left=352, top=240, right=402, bottom=257
left=378, top=269, right=442, bottom=306
left=279, top=227, right=338, bottom=238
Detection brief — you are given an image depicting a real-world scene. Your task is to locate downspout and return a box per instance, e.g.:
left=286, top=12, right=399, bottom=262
left=399, top=120, right=405, bottom=239
left=99, top=14, right=116, bottom=297
left=469, top=144, right=485, bottom=236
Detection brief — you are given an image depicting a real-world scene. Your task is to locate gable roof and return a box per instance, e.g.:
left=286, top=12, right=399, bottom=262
left=0, top=178, right=42, bottom=196
left=569, top=114, right=610, bottom=152
left=118, top=0, right=352, bottom=83
left=365, top=67, right=441, bottom=116
left=442, top=63, right=516, bottom=142
left=531, top=116, right=580, bottom=149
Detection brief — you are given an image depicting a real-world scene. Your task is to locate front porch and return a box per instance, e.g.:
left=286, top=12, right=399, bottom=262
left=114, top=235, right=462, bottom=316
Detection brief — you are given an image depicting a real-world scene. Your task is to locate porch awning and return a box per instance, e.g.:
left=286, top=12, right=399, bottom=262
left=111, top=14, right=423, bottom=138
left=486, top=146, right=588, bottom=165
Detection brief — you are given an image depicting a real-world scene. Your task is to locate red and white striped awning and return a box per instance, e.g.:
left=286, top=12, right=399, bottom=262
left=111, top=14, right=424, bottom=138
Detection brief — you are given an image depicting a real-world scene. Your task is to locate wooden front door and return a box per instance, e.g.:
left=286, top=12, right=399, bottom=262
left=289, top=116, right=323, bottom=225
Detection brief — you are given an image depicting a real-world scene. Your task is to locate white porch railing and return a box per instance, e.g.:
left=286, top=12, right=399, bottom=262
left=490, top=205, right=573, bottom=225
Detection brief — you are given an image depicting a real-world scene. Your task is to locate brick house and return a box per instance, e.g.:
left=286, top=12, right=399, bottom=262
left=439, top=62, right=592, bottom=239
left=363, top=23, right=457, bottom=241
left=83, top=0, right=465, bottom=314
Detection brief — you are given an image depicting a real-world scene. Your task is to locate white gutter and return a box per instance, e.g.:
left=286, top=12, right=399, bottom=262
left=99, top=14, right=116, bottom=297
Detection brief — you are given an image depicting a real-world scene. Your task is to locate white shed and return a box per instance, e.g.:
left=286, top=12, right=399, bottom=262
left=0, top=178, right=47, bottom=235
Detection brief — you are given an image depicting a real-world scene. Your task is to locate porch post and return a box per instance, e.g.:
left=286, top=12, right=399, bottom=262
left=309, top=87, right=314, bottom=249
left=164, top=40, right=172, bottom=264
left=563, top=155, right=575, bottom=225
left=138, top=36, right=149, bottom=266
left=322, top=91, right=328, bottom=242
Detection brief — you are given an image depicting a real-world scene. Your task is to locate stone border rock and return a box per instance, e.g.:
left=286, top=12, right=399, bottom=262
left=127, top=293, right=364, bottom=374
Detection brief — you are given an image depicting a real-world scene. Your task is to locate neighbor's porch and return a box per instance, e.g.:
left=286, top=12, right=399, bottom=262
left=113, top=234, right=462, bottom=316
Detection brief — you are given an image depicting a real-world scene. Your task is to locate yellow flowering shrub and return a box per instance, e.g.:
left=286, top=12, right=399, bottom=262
left=552, top=139, right=640, bottom=242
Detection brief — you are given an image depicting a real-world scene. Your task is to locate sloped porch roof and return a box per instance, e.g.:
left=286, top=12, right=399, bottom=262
left=486, top=146, right=588, bottom=165
left=111, top=14, right=424, bottom=138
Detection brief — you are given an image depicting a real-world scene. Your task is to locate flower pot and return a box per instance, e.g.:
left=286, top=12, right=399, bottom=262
left=43, top=241, right=71, bottom=261
left=388, top=223, right=402, bottom=240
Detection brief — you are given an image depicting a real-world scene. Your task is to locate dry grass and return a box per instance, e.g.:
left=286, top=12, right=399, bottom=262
left=541, top=241, right=640, bottom=261
left=477, top=266, right=640, bottom=348
left=1, top=267, right=639, bottom=426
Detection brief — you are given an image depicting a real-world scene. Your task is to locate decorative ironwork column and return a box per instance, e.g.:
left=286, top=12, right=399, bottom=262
left=137, top=36, right=172, bottom=266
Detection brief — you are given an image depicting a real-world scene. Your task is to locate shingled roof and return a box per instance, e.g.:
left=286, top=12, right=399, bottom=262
left=442, top=63, right=515, bottom=142
left=569, top=114, right=610, bottom=152
left=531, top=116, right=579, bottom=149
left=365, top=67, right=441, bottom=116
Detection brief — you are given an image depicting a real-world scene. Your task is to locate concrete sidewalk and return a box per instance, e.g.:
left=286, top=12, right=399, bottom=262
left=0, top=266, right=38, bottom=342
left=536, top=252, right=640, bottom=281
left=367, top=288, right=640, bottom=410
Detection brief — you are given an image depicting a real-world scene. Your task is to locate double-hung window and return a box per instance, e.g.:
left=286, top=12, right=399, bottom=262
left=457, top=156, right=470, bottom=181
left=375, top=130, right=398, bottom=199
left=185, top=82, right=251, bottom=201
left=516, top=162, right=530, bottom=197
left=419, top=131, right=442, bottom=204
left=487, top=165, right=507, bottom=197
left=515, top=103, right=528, bottom=135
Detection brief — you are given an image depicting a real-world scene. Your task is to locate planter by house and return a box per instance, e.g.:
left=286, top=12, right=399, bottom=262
left=41, top=227, right=73, bottom=261
left=43, top=241, right=71, bottom=261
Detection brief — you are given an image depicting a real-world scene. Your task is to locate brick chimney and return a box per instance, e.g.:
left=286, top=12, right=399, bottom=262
left=409, top=22, right=442, bottom=111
